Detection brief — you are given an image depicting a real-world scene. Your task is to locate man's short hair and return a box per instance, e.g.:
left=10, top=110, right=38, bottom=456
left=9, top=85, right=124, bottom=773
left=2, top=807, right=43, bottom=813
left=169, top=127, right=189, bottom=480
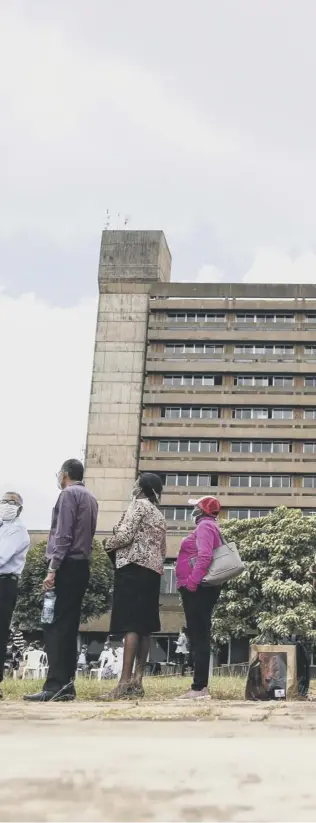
left=5, top=491, right=23, bottom=507
left=61, top=459, right=84, bottom=482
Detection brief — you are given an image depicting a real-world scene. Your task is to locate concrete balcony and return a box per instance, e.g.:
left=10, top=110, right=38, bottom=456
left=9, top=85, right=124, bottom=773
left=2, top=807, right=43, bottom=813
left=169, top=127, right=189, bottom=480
left=145, top=357, right=316, bottom=374
left=141, top=422, right=316, bottom=439
left=148, top=292, right=316, bottom=310
left=147, top=327, right=316, bottom=343
left=138, top=456, right=316, bottom=474
left=143, top=389, right=316, bottom=407
left=161, top=489, right=316, bottom=509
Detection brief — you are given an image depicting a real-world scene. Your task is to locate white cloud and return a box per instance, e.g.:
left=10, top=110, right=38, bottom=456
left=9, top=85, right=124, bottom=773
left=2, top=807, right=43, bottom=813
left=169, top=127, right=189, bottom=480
left=196, top=265, right=224, bottom=283
left=0, top=291, right=97, bottom=529
left=243, top=250, right=316, bottom=284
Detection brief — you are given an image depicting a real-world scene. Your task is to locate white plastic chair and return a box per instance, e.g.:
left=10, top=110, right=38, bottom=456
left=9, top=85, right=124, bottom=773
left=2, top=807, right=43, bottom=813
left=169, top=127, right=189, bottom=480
left=90, top=648, right=115, bottom=681
left=22, top=649, right=48, bottom=679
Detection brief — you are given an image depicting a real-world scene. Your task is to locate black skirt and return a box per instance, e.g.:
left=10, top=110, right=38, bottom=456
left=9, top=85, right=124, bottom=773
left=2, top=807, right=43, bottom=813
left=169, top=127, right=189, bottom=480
left=110, top=563, right=161, bottom=635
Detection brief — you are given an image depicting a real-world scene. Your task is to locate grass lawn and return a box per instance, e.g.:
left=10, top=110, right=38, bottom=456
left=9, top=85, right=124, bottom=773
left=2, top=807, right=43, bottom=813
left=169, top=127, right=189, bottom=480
left=2, top=675, right=246, bottom=702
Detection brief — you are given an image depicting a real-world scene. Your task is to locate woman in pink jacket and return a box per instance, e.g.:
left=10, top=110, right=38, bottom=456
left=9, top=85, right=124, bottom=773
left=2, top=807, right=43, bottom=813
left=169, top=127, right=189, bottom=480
left=176, top=496, right=222, bottom=699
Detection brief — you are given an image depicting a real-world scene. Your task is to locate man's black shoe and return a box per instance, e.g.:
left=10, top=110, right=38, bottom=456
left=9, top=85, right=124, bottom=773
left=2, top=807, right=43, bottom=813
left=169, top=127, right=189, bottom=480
left=23, top=689, right=75, bottom=703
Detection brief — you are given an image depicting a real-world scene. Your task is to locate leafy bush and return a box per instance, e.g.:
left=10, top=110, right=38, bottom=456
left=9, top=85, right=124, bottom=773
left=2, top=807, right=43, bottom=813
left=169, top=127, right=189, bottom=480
left=13, top=539, right=113, bottom=630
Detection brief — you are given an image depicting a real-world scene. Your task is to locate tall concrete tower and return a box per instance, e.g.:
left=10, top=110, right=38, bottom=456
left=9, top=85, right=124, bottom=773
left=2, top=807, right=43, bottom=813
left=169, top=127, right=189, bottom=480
left=85, top=230, right=171, bottom=530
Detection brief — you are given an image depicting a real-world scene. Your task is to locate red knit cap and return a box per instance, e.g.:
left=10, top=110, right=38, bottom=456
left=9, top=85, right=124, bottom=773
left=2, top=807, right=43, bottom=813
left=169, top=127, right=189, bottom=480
left=188, top=496, right=221, bottom=516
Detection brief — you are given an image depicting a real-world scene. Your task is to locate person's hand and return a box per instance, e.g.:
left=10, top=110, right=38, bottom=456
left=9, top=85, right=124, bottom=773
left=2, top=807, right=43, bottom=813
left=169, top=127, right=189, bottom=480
left=186, top=579, right=197, bottom=592
left=43, top=571, right=56, bottom=591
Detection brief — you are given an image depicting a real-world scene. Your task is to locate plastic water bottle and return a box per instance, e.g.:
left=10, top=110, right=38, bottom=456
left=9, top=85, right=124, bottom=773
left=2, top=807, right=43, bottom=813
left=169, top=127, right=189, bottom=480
left=41, top=590, right=56, bottom=624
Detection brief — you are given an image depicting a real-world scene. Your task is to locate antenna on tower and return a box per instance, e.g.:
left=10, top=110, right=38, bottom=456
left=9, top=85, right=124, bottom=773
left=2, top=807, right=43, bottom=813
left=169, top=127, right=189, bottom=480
left=104, top=209, right=110, bottom=230
left=124, top=215, right=131, bottom=228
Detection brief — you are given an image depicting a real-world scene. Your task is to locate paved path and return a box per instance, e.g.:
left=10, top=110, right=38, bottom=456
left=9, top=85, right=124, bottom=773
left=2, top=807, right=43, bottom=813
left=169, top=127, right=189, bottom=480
left=1, top=700, right=316, bottom=821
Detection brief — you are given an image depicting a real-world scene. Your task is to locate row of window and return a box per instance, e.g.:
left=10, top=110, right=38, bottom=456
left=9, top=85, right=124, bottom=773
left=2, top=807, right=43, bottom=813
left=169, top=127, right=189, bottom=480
left=158, top=439, right=218, bottom=453
left=235, top=375, right=314, bottom=388
left=228, top=509, right=316, bottom=520
left=162, top=473, right=316, bottom=488
left=163, top=343, right=316, bottom=356
left=162, top=374, right=316, bottom=388
left=163, top=374, right=222, bottom=387
left=165, top=312, right=316, bottom=324
left=230, top=475, right=290, bottom=488
left=164, top=344, right=223, bottom=355
left=162, top=406, right=316, bottom=420
left=164, top=473, right=218, bottom=487
left=161, top=506, right=316, bottom=523
left=157, top=439, right=316, bottom=454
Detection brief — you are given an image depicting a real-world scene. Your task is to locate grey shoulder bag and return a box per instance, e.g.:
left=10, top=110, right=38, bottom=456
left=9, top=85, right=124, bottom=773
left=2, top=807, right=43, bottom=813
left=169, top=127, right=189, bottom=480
left=202, top=529, right=245, bottom=586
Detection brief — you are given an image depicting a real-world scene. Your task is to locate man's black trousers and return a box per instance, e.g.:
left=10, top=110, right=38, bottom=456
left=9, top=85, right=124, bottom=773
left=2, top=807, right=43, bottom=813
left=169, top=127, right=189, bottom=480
left=44, top=558, right=90, bottom=693
left=180, top=585, right=220, bottom=691
left=0, top=576, right=18, bottom=682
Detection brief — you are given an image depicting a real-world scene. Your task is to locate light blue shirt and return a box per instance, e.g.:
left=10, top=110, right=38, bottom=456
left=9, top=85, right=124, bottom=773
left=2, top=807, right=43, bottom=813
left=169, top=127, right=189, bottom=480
left=0, top=518, right=30, bottom=576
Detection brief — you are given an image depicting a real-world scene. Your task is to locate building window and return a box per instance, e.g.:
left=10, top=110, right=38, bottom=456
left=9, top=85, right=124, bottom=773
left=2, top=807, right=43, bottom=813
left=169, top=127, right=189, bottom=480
left=163, top=374, right=222, bottom=387
left=302, top=477, right=316, bottom=489
left=234, top=375, right=293, bottom=388
left=231, top=441, right=291, bottom=454
left=302, top=510, right=316, bottom=516
left=271, top=409, right=293, bottom=420
left=230, top=475, right=291, bottom=488
left=160, top=565, right=177, bottom=594
left=164, top=343, right=224, bottom=355
left=234, top=344, right=294, bottom=355
left=163, top=407, right=220, bottom=420
left=305, top=346, right=316, bottom=355
left=164, top=473, right=218, bottom=487
left=158, top=440, right=218, bottom=453
left=235, top=376, right=269, bottom=387
left=303, top=443, right=316, bottom=454
left=305, top=314, right=316, bottom=323
left=228, top=509, right=272, bottom=520
left=162, top=507, right=192, bottom=522
left=233, top=408, right=293, bottom=421
left=236, top=314, right=294, bottom=324
left=304, top=409, right=316, bottom=420
left=167, top=312, right=225, bottom=323
left=233, top=408, right=268, bottom=420
left=305, top=377, right=316, bottom=388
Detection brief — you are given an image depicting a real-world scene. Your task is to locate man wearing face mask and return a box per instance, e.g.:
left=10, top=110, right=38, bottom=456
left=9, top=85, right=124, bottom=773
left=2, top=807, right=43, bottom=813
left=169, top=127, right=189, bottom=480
left=24, top=459, right=98, bottom=703
left=0, top=492, right=30, bottom=698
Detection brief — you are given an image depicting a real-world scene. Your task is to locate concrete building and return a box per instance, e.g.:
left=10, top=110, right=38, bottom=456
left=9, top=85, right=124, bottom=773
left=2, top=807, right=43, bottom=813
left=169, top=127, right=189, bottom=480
left=81, top=229, right=316, bottom=653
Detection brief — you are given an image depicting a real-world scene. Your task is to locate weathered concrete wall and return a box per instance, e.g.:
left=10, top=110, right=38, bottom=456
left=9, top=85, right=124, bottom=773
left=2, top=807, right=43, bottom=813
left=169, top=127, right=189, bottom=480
left=84, top=231, right=171, bottom=531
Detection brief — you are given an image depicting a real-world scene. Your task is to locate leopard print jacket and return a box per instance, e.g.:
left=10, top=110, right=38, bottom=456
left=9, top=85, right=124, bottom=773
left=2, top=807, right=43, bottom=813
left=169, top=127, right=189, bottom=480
left=105, top=498, right=167, bottom=575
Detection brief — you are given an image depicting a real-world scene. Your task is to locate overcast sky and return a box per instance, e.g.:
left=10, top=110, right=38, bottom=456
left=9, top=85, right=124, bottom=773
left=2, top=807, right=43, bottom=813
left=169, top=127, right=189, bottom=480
left=1, top=0, right=316, bottom=527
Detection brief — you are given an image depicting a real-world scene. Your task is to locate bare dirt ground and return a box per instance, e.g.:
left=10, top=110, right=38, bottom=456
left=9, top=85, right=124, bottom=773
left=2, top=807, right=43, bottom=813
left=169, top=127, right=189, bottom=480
left=1, top=699, right=316, bottom=822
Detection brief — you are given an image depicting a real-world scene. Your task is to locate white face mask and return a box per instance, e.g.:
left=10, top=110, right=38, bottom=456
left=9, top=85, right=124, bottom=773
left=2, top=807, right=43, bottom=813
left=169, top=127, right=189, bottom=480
left=130, top=480, right=141, bottom=500
left=0, top=503, right=19, bottom=522
left=191, top=506, right=202, bottom=524
left=57, top=471, right=64, bottom=491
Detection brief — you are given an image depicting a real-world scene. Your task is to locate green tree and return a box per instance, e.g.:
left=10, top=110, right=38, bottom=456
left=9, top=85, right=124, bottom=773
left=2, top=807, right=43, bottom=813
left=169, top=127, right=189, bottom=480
left=13, top=539, right=113, bottom=631
left=211, top=507, right=316, bottom=645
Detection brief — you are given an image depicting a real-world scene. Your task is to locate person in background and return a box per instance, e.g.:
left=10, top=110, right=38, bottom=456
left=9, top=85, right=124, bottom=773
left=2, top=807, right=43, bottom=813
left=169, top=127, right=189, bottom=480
left=175, top=627, right=189, bottom=675
left=0, top=492, right=30, bottom=698
left=176, top=496, right=222, bottom=699
left=101, top=473, right=166, bottom=700
left=24, top=459, right=98, bottom=703
left=12, top=625, right=25, bottom=656
left=77, top=645, right=88, bottom=674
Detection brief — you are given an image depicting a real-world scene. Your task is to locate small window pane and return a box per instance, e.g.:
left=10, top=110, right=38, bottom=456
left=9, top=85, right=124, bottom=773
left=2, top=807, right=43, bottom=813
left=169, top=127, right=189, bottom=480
left=189, top=441, right=199, bottom=452
left=179, top=441, right=189, bottom=452
left=169, top=441, right=179, bottom=452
